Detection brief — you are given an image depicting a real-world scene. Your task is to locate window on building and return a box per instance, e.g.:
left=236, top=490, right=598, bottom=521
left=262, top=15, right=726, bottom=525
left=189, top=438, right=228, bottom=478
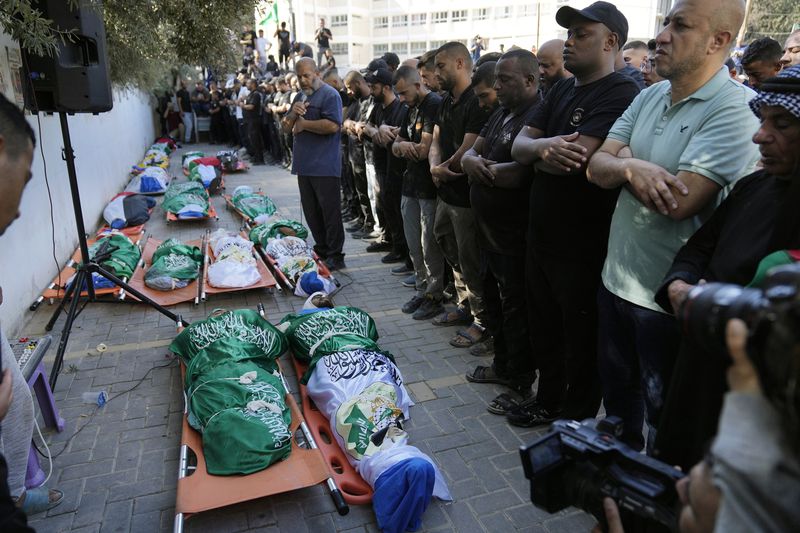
left=374, top=16, right=388, bottom=29
left=391, top=14, right=408, bottom=27
left=517, top=5, right=533, bottom=17
left=411, top=13, right=427, bottom=26
left=473, top=8, right=488, bottom=21
left=393, top=43, right=410, bottom=55
left=373, top=43, right=389, bottom=55
left=429, top=40, right=446, bottom=50
left=432, top=11, right=448, bottom=24
left=451, top=10, right=467, bottom=22
left=331, top=15, right=348, bottom=27
left=331, top=43, right=348, bottom=56
left=410, top=41, right=426, bottom=54
left=495, top=6, right=512, bottom=18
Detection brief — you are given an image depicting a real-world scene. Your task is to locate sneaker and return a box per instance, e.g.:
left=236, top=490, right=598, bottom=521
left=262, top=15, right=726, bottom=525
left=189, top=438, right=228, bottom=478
left=352, top=226, right=374, bottom=239
left=506, top=402, right=561, bottom=428
left=366, top=241, right=392, bottom=253
left=401, top=275, right=417, bottom=288
left=469, top=336, right=495, bottom=357
left=391, top=263, right=414, bottom=276
left=401, top=295, right=425, bottom=314
left=346, top=221, right=365, bottom=233
left=324, top=257, right=346, bottom=271
left=362, top=230, right=382, bottom=241
left=412, top=295, right=444, bottom=320
left=381, top=252, right=405, bottom=264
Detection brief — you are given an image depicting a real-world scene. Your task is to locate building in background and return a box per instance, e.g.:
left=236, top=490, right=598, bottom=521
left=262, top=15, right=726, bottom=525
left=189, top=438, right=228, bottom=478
left=257, top=0, right=673, bottom=70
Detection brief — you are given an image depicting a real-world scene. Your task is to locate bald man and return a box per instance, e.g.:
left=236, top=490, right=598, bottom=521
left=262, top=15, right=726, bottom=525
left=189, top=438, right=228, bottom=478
left=536, top=39, right=570, bottom=95
left=588, top=0, right=760, bottom=457
left=282, top=58, right=346, bottom=270
left=781, top=29, right=800, bottom=68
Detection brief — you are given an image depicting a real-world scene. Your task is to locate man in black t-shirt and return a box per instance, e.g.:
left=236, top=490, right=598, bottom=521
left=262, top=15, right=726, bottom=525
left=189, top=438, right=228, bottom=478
left=314, top=18, right=333, bottom=68
left=509, top=1, right=640, bottom=427
left=266, top=55, right=280, bottom=76
left=429, top=42, right=492, bottom=348
left=343, top=71, right=375, bottom=236
left=243, top=79, right=265, bottom=164
left=275, top=22, right=292, bottom=70
left=176, top=80, right=193, bottom=143
left=462, top=49, right=541, bottom=416
left=240, top=25, right=256, bottom=50
left=292, top=42, right=314, bottom=64
left=362, top=68, right=409, bottom=264
left=391, top=65, right=445, bottom=319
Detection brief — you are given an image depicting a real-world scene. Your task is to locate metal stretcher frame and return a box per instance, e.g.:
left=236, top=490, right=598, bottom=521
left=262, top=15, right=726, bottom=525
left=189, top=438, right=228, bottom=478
left=222, top=193, right=337, bottom=293
left=30, top=232, right=145, bottom=310
left=173, top=306, right=349, bottom=532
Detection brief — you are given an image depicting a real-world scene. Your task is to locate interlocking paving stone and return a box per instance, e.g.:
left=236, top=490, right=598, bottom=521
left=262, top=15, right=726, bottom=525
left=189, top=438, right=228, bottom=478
left=27, top=144, right=594, bottom=531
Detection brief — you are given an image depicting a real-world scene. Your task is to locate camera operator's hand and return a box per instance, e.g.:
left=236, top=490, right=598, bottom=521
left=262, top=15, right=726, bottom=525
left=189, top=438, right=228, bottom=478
left=725, top=319, right=762, bottom=395
left=591, top=498, right=624, bottom=533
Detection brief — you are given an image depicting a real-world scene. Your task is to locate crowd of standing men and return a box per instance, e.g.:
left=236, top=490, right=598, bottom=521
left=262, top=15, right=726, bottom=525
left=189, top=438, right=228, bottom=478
left=155, top=2, right=800, bottom=526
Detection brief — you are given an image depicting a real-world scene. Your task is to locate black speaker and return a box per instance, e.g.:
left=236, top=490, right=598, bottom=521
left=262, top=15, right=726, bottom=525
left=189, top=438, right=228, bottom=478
left=20, top=0, right=112, bottom=113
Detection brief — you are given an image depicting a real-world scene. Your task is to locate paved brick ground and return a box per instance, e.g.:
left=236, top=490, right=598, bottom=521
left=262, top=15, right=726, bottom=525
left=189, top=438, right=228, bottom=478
left=22, top=143, right=595, bottom=532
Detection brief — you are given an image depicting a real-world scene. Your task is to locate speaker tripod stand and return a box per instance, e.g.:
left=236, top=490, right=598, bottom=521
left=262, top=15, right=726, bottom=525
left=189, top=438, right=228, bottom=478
left=44, top=112, right=188, bottom=390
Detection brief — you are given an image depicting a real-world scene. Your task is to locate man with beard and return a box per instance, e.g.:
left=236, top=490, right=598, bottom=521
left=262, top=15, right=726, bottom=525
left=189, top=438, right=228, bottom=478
left=587, top=0, right=759, bottom=451
left=282, top=58, right=346, bottom=271
left=536, top=39, right=571, bottom=96
left=362, top=68, right=409, bottom=265
left=418, top=50, right=442, bottom=95
left=461, top=49, right=541, bottom=415
left=510, top=1, right=640, bottom=427
left=343, top=71, right=375, bottom=236
left=429, top=42, right=492, bottom=349
left=391, top=65, right=445, bottom=318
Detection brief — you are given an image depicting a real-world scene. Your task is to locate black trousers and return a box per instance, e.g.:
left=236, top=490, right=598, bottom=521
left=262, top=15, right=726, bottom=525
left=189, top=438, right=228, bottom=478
left=350, top=151, right=373, bottom=227
left=210, top=114, right=226, bottom=143
left=246, top=118, right=264, bottom=163
left=298, top=175, right=345, bottom=260
left=526, top=247, right=604, bottom=418
left=224, top=112, right=240, bottom=146
left=484, top=250, right=536, bottom=389
left=377, top=168, right=407, bottom=255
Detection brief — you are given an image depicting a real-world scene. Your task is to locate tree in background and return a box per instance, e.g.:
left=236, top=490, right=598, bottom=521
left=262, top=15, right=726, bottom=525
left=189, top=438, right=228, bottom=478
left=744, top=0, right=798, bottom=43
left=0, top=0, right=258, bottom=90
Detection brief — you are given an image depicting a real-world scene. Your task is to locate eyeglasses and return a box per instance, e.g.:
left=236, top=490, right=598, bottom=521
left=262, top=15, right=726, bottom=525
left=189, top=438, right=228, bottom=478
left=640, top=58, right=656, bottom=73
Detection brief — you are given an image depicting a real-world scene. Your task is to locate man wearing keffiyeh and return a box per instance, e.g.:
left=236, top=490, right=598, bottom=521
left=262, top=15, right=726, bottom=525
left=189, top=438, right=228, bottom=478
left=654, top=64, right=800, bottom=471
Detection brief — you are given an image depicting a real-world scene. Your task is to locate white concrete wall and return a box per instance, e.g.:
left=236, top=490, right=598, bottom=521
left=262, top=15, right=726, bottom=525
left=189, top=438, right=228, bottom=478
left=0, top=34, right=155, bottom=336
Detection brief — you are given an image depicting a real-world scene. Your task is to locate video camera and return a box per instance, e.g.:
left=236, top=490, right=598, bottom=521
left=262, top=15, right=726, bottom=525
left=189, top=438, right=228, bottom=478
left=520, top=417, right=684, bottom=532
left=679, top=262, right=800, bottom=443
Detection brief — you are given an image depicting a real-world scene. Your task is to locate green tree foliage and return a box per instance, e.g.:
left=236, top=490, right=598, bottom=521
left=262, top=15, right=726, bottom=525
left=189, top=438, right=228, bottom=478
left=1, top=0, right=259, bottom=90
left=744, top=0, right=798, bottom=43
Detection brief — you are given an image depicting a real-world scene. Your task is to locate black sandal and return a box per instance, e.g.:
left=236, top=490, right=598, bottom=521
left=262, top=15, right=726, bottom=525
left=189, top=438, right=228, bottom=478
left=487, top=392, right=522, bottom=415
left=465, top=365, right=510, bottom=386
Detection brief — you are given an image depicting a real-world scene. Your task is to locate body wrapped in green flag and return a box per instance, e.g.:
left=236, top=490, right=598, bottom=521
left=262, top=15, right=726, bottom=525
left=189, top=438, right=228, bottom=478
left=171, top=310, right=292, bottom=475
left=249, top=217, right=309, bottom=245
left=232, top=191, right=277, bottom=220
left=278, top=307, right=379, bottom=365
left=144, top=238, right=202, bottom=291
left=88, top=233, right=141, bottom=279
left=162, top=181, right=210, bottom=218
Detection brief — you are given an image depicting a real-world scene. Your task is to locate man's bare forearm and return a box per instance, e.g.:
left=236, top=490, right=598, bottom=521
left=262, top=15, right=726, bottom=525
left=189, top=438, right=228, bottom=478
left=587, top=151, right=632, bottom=189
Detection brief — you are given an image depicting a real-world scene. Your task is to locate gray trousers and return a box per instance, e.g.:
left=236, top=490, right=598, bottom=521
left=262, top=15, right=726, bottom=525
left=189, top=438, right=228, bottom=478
left=1, top=329, right=34, bottom=497
left=401, top=195, right=444, bottom=299
left=433, top=199, right=486, bottom=327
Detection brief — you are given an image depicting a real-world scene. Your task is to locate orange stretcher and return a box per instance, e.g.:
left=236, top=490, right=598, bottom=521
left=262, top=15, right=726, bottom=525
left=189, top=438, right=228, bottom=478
left=30, top=233, right=144, bottom=310
left=223, top=194, right=337, bottom=293
left=173, top=306, right=350, bottom=532
left=165, top=199, right=219, bottom=223
left=127, top=234, right=276, bottom=307
left=291, top=356, right=374, bottom=505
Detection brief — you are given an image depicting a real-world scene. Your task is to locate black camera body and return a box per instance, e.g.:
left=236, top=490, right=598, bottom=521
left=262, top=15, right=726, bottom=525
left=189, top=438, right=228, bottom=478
left=520, top=417, right=684, bottom=531
left=679, top=263, right=800, bottom=443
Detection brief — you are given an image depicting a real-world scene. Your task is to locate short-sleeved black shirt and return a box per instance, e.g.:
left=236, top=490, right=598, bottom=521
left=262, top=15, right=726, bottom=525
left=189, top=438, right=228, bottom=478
left=470, top=101, right=540, bottom=255
left=241, top=30, right=256, bottom=48
left=297, top=43, right=314, bottom=58
left=277, top=30, right=291, bottom=50
left=399, top=91, right=441, bottom=199
left=316, top=28, right=332, bottom=48
left=435, top=86, right=491, bottom=207
left=176, top=88, right=191, bottom=113
left=381, top=99, right=409, bottom=183
left=244, top=90, right=262, bottom=120
left=369, top=97, right=407, bottom=179
left=526, top=73, right=640, bottom=257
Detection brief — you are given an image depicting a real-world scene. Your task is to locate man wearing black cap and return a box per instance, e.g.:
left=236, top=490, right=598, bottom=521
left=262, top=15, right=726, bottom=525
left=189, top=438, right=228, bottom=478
left=362, top=68, right=410, bottom=265
left=509, top=1, right=640, bottom=427
left=429, top=41, right=493, bottom=349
